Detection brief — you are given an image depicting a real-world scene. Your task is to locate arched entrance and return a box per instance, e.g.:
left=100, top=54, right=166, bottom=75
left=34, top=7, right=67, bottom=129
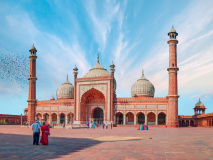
left=116, top=112, right=123, bottom=124
left=137, top=112, right=145, bottom=124
left=60, top=114, right=65, bottom=124
left=158, top=112, right=166, bottom=125
left=182, top=120, right=185, bottom=126
left=81, top=88, right=105, bottom=123
left=43, top=113, right=49, bottom=123
left=126, top=112, right=134, bottom=125
left=36, top=113, right=42, bottom=122
left=147, top=112, right=155, bottom=125
left=186, top=120, right=189, bottom=127
left=93, top=108, right=103, bottom=122
left=67, top=113, right=74, bottom=124
left=190, top=120, right=194, bottom=127
left=51, top=113, right=57, bottom=124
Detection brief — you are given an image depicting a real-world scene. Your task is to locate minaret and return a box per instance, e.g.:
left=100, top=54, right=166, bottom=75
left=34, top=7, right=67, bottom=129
left=73, top=65, right=78, bottom=122
left=110, top=61, right=115, bottom=123
left=167, top=26, right=179, bottom=128
left=27, top=45, right=37, bottom=124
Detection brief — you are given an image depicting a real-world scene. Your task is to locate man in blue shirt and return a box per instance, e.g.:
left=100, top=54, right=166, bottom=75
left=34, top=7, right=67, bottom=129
left=32, top=119, right=40, bottom=145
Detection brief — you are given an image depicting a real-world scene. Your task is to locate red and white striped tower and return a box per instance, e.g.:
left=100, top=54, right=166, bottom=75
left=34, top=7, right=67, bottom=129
left=27, top=45, right=37, bottom=124
left=167, top=27, right=179, bottom=127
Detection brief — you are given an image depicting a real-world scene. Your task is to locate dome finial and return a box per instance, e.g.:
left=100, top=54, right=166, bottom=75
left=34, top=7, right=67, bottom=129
left=199, top=97, right=200, bottom=102
left=172, top=25, right=174, bottom=29
left=97, top=52, right=99, bottom=63
left=67, top=74, right=68, bottom=80
left=142, top=69, right=144, bottom=76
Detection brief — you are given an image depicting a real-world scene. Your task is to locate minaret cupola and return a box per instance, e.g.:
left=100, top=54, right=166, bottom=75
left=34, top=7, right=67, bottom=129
left=29, top=44, right=37, bottom=56
left=168, top=26, right=178, bottom=40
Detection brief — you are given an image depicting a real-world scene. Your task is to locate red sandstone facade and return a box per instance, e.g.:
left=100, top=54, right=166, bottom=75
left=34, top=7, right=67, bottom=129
left=25, top=28, right=181, bottom=127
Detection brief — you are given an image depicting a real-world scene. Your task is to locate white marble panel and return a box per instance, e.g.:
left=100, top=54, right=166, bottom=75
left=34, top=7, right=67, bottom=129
left=36, top=107, right=42, bottom=111
left=115, top=105, right=124, bottom=110
left=147, top=105, right=156, bottom=109
left=136, top=105, right=145, bottom=109
left=158, top=105, right=167, bottom=109
left=43, top=107, right=50, bottom=111
left=126, top=105, right=134, bottom=109
left=68, top=106, right=74, bottom=110
left=59, top=106, right=66, bottom=110
left=51, top=106, right=57, bottom=110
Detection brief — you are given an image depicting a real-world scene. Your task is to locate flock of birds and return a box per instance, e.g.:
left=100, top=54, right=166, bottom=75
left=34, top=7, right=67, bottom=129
left=0, top=51, right=30, bottom=89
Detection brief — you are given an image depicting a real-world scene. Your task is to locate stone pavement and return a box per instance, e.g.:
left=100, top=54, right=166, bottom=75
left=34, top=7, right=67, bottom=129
left=0, top=125, right=213, bottom=160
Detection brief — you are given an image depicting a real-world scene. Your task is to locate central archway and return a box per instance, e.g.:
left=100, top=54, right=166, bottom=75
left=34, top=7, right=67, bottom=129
left=93, top=108, right=103, bottom=122
left=81, top=88, right=105, bottom=123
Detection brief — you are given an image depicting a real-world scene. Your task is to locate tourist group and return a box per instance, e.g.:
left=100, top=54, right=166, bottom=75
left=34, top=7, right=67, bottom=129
left=32, top=119, right=50, bottom=145
left=87, top=121, right=113, bottom=129
left=137, top=123, right=149, bottom=130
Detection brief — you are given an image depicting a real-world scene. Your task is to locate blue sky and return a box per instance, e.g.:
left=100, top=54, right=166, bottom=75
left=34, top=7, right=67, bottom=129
left=0, top=0, right=213, bottom=116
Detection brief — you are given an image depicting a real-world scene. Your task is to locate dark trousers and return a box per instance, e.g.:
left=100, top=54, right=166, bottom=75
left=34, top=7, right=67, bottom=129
left=33, top=132, right=40, bottom=145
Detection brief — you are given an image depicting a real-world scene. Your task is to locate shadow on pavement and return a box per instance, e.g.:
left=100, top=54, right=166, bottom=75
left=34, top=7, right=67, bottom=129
left=0, top=133, right=102, bottom=160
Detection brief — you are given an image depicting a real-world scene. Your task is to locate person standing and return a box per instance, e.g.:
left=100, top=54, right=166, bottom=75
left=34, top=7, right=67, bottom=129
left=137, top=123, right=140, bottom=130
left=40, top=121, right=50, bottom=145
left=140, top=123, right=143, bottom=130
left=27, top=121, right=29, bottom=128
left=103, top=122, right=105, bottom=129
left=87, top=121, right=89, bottom=129
left=111, top=122, right=113, bottom=129
left=37, top=119, right=41, bottom=137
left=32, top=119, right=40, bottom=145
left=89, top=121, right=92, bottom=129
left=106, top=122, right=108, bottom=129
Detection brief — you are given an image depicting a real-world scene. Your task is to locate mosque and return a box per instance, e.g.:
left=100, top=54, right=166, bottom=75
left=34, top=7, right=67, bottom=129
left=24, top=27, right=213, bottom=128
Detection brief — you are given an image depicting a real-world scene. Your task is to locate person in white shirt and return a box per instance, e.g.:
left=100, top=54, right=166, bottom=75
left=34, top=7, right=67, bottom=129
left=106, top=122, right=108, bottom=129
left=32, top=119, right=40, bottom=145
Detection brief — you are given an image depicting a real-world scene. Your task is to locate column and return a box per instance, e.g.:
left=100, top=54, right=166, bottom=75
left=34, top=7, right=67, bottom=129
left=21, top=114, right=22, bottom=125
left=156, top=115, right=158, bottom=125
left=145, top=114, right=147, bottom=124
left=57, top=115, right=60, bottom=124
left=123, top=115, right=126, bottom=125
left=49, top=115, right=52, bottom=124
left=71, top=114, right=73, bottom=124
left=65, top=115, right=68, bottom=124
left=134, top=115, right=136, bottom=125
left=113, top=116, right=116, bottom=124
left=189, top=120, right=191, bottom=127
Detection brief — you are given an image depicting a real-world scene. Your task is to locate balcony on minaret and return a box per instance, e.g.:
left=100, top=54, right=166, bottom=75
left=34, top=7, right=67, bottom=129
left=168, top=26, right=178, bottom=40
left=29, top=44, right=37, bottom=56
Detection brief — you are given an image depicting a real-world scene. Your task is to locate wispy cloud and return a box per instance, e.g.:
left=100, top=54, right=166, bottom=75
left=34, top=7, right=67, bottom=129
left=84, top=0, right=120, bottom=52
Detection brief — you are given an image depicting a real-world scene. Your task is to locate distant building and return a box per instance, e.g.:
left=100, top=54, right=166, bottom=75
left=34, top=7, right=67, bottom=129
left=0, top=114, right=27, bottom=125
left=179, top=99, right=213, bottom=127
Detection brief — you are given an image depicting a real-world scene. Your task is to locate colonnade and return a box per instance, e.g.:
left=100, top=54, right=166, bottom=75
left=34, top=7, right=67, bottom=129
left=36, top=113, right=74, bottom=125
left=116, top=112, right=166, bottom=125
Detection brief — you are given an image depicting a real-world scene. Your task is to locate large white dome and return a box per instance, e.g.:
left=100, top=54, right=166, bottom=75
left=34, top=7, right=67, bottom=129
left=131, top=71, right=155, bottom=97
left=83, top=62, right=111, bottom=78
left=56, top=76, right=74, bottom=99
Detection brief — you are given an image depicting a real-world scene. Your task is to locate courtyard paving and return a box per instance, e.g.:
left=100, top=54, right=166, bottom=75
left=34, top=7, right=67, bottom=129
left=0, top=125, right=213, bottom=160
